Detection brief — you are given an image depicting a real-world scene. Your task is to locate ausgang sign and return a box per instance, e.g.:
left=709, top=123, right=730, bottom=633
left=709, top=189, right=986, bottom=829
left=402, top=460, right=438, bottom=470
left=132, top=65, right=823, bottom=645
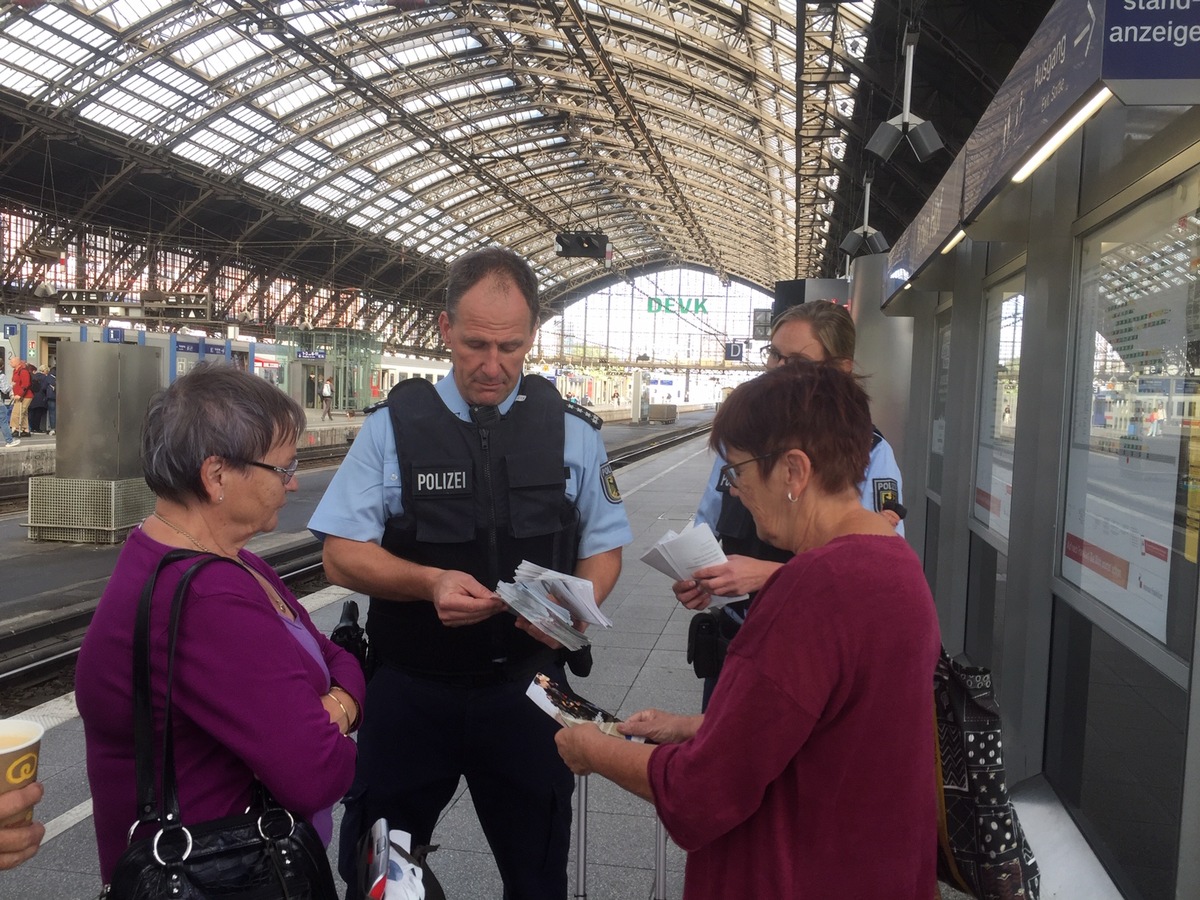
left=647, top=296, right=709, bottom=315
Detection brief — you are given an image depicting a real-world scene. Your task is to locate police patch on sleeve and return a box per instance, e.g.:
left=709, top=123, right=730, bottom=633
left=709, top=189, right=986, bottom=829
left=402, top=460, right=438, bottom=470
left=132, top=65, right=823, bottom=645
left=872, top=478, right=899, bottom=512
left=600, top=462, right=622, bottom=504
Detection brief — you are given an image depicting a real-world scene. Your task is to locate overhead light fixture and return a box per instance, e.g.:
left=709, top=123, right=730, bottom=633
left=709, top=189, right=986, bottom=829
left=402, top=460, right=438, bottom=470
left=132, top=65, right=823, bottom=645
left=866, top=28, right=943, bottom=163
left=33, top=280, right=56, bottom=299
left=254, top=15, right=287, bottom=37
left=941, top=229, right=967, bottom=255
left=839, top=175, right=889, bottom=256
left=1012, top=87, right=1112, bottom=184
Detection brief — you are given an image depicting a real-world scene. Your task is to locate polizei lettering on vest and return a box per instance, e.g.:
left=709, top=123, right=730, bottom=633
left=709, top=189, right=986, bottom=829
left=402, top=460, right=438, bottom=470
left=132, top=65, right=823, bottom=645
left=416, top=470, right=468, bottom=492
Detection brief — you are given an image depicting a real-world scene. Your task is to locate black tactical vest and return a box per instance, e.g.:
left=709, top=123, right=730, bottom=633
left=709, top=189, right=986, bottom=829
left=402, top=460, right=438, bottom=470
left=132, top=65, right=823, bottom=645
left=368, top=375, right=580, bottom=678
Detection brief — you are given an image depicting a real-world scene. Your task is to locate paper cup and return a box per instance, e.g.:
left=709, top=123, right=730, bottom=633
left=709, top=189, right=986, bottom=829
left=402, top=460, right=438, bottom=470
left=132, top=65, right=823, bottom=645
left=0, top=718, right=43, bottom=826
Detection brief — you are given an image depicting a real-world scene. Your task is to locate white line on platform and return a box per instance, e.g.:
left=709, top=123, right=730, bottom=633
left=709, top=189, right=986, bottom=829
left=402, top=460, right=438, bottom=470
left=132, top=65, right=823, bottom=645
left=18, top=691, right=79, bottom=730
left=621, top=445, right=709, bottom=498
left=41, top=798, right=93, bottom=843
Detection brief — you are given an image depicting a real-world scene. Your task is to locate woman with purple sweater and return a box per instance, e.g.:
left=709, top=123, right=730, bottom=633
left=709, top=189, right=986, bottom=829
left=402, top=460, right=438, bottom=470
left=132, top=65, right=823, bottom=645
left=76, top=363, right=365, bottom=886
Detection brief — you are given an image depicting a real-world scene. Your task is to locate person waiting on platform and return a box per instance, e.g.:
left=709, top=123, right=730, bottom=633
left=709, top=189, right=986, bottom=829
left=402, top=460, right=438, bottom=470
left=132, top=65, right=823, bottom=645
left=7, top=354, right=32, bottom=438
left=309, top=246, right=633, bottom=900
left=321, top=376, right=334, bottom=421
left=555, top=362, right=940, bottom=900
left=679, top=300, right=905, bottom=708
left=0, top=782, right=45, bottom=869
left=75, top=363, right=364, bottom=886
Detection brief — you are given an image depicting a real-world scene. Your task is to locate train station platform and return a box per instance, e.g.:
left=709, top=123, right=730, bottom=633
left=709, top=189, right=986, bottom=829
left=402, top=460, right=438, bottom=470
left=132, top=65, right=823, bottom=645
left=1, top=415, right=1120, bottom=899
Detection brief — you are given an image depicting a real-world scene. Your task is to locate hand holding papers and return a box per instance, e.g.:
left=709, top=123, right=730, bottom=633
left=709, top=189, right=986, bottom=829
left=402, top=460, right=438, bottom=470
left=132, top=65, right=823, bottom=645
left=640, top=522, right=748, bottom=603
left=496, top=561, right=611, bottom=651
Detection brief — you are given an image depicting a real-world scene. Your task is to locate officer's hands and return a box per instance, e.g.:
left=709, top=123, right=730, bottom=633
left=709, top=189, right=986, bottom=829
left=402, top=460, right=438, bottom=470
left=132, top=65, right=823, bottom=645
left=618, top=709, right=702, bottom=745
left=691, top=556, right=781, bottom=598
left=515, top=593, right=585, bottom=649
left=430, top=570, right=505, bottom=626
left=671, top=578, right=712, bottom=610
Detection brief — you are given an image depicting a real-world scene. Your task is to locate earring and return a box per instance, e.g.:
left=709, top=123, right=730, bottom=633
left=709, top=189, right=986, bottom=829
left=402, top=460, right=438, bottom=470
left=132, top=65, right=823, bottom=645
left=218, top=494, right=224, bottom=503
left=787, top=492, right=798, bottom=503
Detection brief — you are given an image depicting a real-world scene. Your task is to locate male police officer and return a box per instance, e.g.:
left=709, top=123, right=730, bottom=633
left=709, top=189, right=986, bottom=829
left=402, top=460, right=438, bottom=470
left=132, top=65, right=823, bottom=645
left=309, top=246, right=632, bottom=899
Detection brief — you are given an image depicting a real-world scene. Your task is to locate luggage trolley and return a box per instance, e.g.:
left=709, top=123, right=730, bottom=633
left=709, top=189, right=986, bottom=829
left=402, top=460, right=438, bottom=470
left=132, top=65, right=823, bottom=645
left=573, top=774, right=670, bottom=900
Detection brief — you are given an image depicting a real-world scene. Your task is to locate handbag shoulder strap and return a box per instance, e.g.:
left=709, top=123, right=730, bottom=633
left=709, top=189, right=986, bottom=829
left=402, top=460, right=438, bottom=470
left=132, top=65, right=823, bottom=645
left=131, top=549, right=230, bottom=828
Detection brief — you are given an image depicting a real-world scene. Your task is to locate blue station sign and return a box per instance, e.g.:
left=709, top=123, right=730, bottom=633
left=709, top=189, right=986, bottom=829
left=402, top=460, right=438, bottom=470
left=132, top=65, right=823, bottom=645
left=1103, top=0, right=1200, bottom=104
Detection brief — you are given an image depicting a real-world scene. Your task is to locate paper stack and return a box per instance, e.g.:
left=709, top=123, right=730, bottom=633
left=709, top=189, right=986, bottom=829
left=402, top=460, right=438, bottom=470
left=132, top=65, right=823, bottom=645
left=495, top=561, right=611, bottom=651
left=639, top=522, right=747, bottom=604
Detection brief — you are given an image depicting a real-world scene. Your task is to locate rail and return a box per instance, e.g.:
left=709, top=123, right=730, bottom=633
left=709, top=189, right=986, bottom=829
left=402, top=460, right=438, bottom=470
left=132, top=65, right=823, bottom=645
left=0, top=424, right=710, bottom=684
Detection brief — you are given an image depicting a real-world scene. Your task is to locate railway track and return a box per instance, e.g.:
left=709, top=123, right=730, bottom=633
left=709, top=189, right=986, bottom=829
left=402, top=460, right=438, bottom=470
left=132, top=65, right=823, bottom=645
left=0, top=423, right=710, bottom=692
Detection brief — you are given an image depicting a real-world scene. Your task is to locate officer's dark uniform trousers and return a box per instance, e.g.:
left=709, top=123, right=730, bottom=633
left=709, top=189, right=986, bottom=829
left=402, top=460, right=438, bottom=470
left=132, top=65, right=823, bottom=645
left=339, top=375, right=581, bottom=900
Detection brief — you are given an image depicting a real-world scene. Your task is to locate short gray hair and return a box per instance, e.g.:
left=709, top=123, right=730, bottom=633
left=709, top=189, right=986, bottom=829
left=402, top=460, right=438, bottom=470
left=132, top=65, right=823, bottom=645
left=445, top=246, right=539, bottom=329
left=141, top=362, right=306, bottom=504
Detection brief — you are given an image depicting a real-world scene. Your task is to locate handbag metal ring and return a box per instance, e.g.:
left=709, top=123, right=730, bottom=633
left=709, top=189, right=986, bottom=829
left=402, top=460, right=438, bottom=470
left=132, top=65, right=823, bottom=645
left=151, top=826, right=194, bottom=865
left=258, top=808, right=296, bottom=841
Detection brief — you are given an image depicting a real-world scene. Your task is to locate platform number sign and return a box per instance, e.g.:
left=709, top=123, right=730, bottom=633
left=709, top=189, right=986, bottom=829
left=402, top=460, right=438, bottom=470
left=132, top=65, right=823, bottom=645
left=724, top=342, right=744, bottom=361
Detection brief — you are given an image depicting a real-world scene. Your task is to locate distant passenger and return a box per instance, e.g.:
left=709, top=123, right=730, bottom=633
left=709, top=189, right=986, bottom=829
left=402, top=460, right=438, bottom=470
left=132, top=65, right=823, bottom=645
left=7, top=355, right=32, bottom=438
left=75, top=362, right=364, bottom=886
left=1, top=363, right=18, bottom=448
left=28, top=365, right=49, bottom=434
left=0, top=782, right=45, bottom=869
left=321, top=376, right=334, bottom=421
left=679, top=301, right=904, bottom=707
left=309, top=246, right=632, bottom=899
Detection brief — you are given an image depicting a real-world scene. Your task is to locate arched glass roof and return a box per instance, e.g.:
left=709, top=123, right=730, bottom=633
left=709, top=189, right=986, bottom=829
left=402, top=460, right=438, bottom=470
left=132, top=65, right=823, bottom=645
left=0, top=0, right=873, bottom=308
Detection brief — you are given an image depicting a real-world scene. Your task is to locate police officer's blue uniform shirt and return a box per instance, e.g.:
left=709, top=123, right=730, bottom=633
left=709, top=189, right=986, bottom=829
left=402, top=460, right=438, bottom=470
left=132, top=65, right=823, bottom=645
left=309, top=371, right=633, bottom=558
left=694, top=436, right=905, bottom=537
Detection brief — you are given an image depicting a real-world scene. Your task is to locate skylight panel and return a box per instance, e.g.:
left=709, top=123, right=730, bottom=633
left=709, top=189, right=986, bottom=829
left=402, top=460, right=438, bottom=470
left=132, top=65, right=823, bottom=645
left=243, top=170, right=287, bottom=193
left=257, top=80, right=326, bottom=119
left=299, top=194, right=335, bottom=214
left=174, top=27, right=261, bottom=79
left=323, top=116, right=375, bottom=149
left=78, top=103, right=153, bottom=139
left=171, top=141, right=221, bottom=169
left=0, top=69, right=43, bottom=96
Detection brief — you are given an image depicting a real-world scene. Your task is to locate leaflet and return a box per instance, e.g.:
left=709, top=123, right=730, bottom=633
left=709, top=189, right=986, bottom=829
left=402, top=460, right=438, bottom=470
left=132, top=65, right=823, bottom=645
left=639, top=522, right=747, bottom=603
left=511, top=560, right=613, bottom=628
left=525, top=672, right=645, bottom=742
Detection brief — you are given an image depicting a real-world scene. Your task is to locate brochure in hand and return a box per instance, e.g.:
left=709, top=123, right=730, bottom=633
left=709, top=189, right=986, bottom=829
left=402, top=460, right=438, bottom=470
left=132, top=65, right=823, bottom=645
left=495, top=560, right=613, bottom=651
left=639, top=522, right=748, bottom=603
left=526, top=671, right=645, bottom=742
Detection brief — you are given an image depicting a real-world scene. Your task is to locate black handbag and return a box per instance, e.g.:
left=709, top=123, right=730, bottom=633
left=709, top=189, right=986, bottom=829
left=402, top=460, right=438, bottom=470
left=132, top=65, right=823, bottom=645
left=934, top=646, right=1040, bottom=900
left=104, top=549, right=340, bottom=900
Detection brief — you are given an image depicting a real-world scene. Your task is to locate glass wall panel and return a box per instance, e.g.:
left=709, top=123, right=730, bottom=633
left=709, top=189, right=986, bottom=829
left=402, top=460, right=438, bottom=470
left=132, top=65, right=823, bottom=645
left=1046, top=599, right=1185, bottom=900
left=973, top=276, right=1024, bottom=540
left=928, top=309, right=952, bottom=497
left=1065, top=169, right=1200, bottom=659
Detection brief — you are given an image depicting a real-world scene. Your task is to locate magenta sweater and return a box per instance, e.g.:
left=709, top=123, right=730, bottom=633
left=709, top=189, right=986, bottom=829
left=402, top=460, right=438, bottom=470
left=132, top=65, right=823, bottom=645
left=77, top=527, right=365, bottom=882
left=649, top=534, right=940, bottom=900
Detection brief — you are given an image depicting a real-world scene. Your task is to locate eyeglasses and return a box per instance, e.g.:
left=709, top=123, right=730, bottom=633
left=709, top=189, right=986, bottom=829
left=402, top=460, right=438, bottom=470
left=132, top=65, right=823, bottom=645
left=240, top=458, right=299, bottom=485
left=720, top=451, right=783, bottom=486
left=760, top=344, right=810, bottom=367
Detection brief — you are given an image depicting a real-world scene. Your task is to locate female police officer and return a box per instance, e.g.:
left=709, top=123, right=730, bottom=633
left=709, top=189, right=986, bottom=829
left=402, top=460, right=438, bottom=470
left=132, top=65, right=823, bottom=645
left=678, top=301, right=904, bottom=706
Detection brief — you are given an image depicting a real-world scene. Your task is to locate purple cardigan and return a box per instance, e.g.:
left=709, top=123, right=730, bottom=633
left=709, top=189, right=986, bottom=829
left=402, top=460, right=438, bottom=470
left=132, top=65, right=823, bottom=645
left=77, top=526, right=365, bottom=882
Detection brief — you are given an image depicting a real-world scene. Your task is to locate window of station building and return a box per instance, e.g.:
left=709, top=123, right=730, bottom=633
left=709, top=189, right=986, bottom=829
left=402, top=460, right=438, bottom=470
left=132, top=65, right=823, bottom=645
left=1065, top=170, right=1200, bottom=661
left=972, top=275, right=1024, bottom=541
left=928, top=309, right=952, bottom=497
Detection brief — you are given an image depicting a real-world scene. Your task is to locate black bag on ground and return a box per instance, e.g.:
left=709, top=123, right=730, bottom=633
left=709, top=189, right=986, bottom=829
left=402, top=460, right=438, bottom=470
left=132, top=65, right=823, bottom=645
left=331, top=598, right=372, bottom=677
left=105, top=550, right=339, bottom=900
left=934, top=646, right=1040, bottom=900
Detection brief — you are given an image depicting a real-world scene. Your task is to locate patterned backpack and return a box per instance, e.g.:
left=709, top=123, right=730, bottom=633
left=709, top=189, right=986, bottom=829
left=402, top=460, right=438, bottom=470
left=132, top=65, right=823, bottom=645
left=934, top=647, right=1040, bottom=899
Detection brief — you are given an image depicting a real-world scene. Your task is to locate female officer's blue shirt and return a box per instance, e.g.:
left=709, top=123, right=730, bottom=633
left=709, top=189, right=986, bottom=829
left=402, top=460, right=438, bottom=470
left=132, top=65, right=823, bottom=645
left=694, top=437, right=905, bottom=537
left=308, top=372, right=633, bottom=559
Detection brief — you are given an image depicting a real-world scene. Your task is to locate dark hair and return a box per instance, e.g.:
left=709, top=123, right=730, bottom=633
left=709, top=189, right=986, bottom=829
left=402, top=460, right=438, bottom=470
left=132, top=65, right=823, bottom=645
left=445, top=246, right=539, bottom=329
left=710, top=360, right=872, bottom=494
left=141, top=362, right=306, bottom=504
left=771, top=301, right=856, bottom=362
